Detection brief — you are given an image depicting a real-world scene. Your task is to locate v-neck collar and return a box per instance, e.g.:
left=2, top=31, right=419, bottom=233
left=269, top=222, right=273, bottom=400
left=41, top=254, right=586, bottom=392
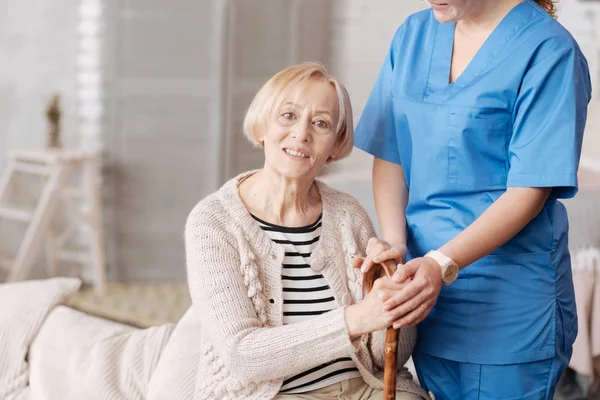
left=425, top=0, right=536, bottom=99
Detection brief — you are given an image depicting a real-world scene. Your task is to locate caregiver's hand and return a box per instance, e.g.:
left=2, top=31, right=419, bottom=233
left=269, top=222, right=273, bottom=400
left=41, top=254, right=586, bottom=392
left=385, top=257, right=442, bottom=328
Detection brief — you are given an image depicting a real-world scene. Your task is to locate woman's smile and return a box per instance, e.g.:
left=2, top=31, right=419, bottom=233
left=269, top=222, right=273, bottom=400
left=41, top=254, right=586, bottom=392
left=283, top=147, right=310, bottom=159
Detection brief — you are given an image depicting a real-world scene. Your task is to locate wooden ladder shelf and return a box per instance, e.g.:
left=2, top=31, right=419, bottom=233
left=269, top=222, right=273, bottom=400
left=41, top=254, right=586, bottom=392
left=0, top=149, right=106, bottom=294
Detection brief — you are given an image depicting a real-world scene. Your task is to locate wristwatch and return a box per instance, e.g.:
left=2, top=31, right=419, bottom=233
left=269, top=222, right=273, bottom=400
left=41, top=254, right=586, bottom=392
left=424, top=250, right=459, bottom=285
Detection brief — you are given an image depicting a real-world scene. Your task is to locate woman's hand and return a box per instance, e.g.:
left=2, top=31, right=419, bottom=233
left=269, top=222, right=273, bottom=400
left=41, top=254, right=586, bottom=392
left=355, top=237, right=407, bottom=274
left=344, top=276, right=408, bottom=340
left=384, top=256, right=442, bottom=328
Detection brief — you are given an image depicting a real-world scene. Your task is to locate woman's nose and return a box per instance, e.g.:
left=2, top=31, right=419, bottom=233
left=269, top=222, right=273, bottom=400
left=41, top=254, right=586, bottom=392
left=291, top=119, right=312, bottom=141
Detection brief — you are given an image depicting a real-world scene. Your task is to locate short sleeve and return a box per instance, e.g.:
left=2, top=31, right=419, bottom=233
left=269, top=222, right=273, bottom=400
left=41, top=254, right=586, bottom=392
left=507, top=47, right=592, bottom=199
left=354, top=26, right=403, bottom=164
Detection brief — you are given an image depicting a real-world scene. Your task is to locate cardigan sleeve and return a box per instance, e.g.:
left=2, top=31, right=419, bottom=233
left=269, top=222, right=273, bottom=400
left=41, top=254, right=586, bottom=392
left=185, top=203, right=358, bottom=383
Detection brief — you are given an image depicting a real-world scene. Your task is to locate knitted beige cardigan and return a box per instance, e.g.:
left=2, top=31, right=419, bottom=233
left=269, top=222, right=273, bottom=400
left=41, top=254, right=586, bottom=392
left=185, top=171, right=427, bottom=400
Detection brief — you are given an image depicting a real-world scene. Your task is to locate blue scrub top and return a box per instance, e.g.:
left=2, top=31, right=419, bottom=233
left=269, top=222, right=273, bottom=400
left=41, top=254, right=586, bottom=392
left=355, top=0, right=592, bottom=365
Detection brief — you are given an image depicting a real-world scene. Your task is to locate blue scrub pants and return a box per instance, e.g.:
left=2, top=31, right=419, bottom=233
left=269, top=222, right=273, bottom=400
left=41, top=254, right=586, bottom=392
left=413, top=346, right=572, bottom=400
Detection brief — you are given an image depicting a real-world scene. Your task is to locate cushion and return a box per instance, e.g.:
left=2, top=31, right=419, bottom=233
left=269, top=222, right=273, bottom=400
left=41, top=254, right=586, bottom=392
left=29, top=306, right=135, bottom=400
left=30, top=305, right=174, bottom=400
left=3, top=386, right=32, bottom=400
left=147, top=307, right=201, bottom=400
left=71, top=324, right=175, bottom=400
left=0, top=277, right=82, bottom=399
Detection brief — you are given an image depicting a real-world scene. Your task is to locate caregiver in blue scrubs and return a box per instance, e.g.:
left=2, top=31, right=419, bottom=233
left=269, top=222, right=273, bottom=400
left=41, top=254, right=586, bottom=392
left=353, top=0, right=592, bottom=398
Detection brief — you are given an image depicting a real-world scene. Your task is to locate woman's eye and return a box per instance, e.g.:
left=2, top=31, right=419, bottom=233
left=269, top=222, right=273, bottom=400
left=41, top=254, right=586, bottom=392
left=282, top=112, right=294, bottom=120
left=314, top=120, right=329, bottom=128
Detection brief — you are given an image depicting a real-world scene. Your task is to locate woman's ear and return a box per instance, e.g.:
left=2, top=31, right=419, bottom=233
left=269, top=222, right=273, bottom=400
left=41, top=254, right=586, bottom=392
left=255, top=131, right=265, bottom=147
left=329, top=140, right=343, bottom=161
left=330, top=132, right=347, bottom=161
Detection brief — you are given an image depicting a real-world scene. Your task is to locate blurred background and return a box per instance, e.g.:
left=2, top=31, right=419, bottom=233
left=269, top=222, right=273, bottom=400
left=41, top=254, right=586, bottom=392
left=1, top=0, right=597, bottom=282
left=0, top=0, right=598, bottom=398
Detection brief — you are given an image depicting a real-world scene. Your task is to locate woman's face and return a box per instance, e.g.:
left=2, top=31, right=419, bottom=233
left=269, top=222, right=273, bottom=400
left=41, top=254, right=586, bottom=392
left=427, top=0, right=488, bottom=23
left=259, top=79, right=340, bottom=181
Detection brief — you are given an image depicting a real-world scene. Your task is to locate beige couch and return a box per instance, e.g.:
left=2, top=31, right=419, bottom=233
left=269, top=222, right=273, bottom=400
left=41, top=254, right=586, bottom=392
left=0, top=277, right=422, bottom=400
left=0, top=278, right=175, bottom=400
left=27, top=305, right=169, bottom=400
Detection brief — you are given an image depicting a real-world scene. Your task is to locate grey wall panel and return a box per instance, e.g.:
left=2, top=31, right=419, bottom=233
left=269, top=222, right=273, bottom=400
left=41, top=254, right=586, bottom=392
left=117, top=95, right=213, bottom=139
left=109, top=92, right=215, bottom=281
left=121, top=0, right=203, bottom=13
left=105, top=0, right=223, bottom=282
left=230, top=1, right=294, bottom=79
left=221, top=0, right=332, bottom=181
left=293, top=0, right=334, bottom=67
left=117, top=12, right=213, bottom=79
left=227, top=91, right=262, bottom=177
left=0, top=0, right=79, bottom=167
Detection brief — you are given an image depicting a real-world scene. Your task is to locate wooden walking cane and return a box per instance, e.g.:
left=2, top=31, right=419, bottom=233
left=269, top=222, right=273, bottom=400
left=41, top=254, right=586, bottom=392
left=363, top=259, right=400, bottom=400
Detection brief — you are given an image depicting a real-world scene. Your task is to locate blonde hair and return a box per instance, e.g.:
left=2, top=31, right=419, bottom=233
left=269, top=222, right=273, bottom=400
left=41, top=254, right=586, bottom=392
left=243, top=62, right=354, bottom=162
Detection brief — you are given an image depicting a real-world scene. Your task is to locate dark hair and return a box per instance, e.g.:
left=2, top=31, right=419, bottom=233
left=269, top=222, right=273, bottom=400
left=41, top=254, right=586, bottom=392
left=534, top=0, right=558, bottom=18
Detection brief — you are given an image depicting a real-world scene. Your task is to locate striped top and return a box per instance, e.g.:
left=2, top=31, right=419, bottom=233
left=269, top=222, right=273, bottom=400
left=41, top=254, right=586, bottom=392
left=251, top=213, right=362, bottom=394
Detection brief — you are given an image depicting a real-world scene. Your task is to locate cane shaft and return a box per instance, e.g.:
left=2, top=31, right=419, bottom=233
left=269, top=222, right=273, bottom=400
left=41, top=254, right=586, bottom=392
left=380, top=260, right=400, bottom=399
left=364, top=259, right=402, bottom=400
left=383, top=327, right=399, bottom=400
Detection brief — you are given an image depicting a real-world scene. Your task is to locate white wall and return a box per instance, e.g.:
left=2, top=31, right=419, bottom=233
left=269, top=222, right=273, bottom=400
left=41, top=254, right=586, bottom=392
left=330, top=1, right=427, bottom=119
left=0, top=0, right=79, bottom=164
left=559, top=0, right=600, bottom=165
left=0, top=0, right=81, bottom=280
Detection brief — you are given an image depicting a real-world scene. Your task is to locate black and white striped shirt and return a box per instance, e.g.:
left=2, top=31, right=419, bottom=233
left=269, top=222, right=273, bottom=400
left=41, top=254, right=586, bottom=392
left=252, top=213, right=361, bottom=394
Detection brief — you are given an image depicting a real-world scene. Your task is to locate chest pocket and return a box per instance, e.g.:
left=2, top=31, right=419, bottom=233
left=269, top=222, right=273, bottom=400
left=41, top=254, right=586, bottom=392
left=447, top=112, right=510, bottom=189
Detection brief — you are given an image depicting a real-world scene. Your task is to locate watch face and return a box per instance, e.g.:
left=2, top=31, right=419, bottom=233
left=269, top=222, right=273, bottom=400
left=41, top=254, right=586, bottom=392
left=443, top=269, right=452, bottom=280
left=444, top=264, right=458, bottom=283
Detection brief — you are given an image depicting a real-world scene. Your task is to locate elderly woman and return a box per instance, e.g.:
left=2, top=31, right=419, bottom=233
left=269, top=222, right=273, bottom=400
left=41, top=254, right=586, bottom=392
left=183, top=63, right=428, bottom=400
